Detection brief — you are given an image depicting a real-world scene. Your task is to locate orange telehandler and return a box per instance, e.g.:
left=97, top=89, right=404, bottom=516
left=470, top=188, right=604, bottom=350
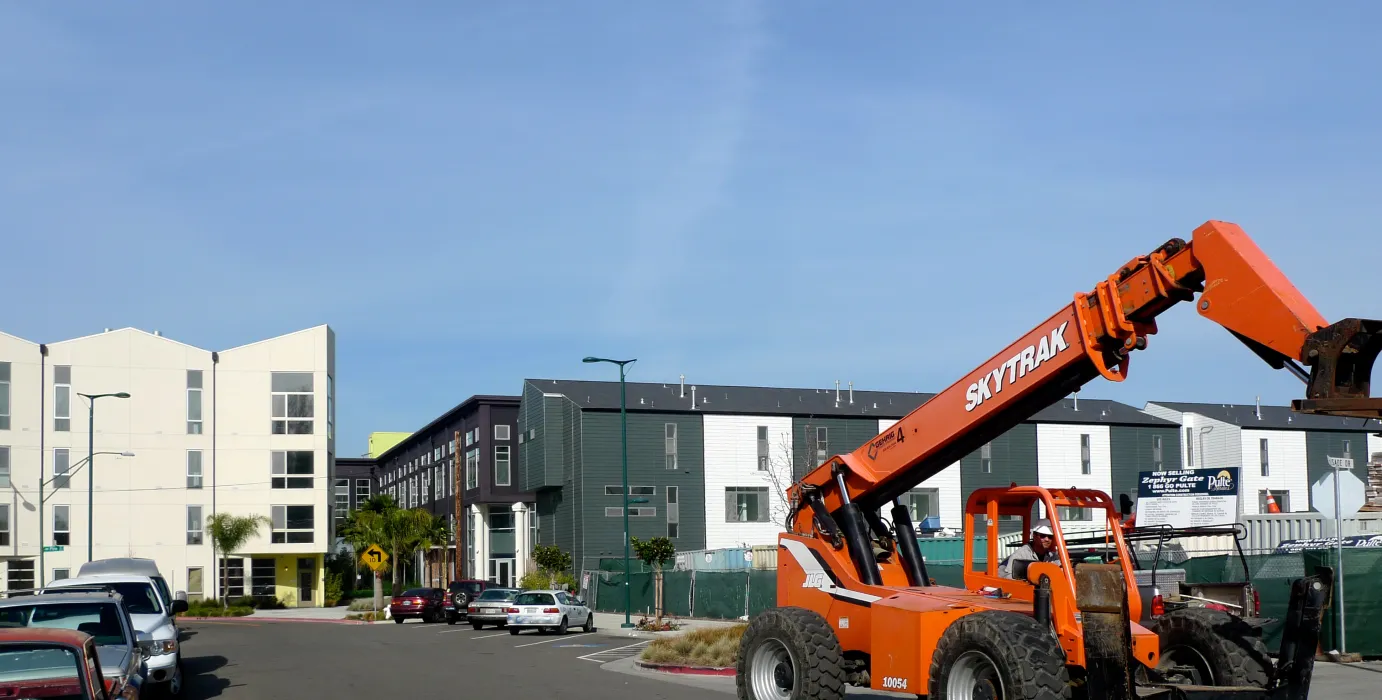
left=736, top=221, right=1379, bottom=700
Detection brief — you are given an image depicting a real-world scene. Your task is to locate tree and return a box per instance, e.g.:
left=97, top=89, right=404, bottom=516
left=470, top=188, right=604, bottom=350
left=381, top=508, right=442, bottom=595
left=340, top=508, right=389, bottom=610
left=207, top=513, right=271, bottom=609
left=762, top=427, right=803, bottom=530
left=532, top=544, right=573, bottom=589
left=631, top=536, right=675, bottom=626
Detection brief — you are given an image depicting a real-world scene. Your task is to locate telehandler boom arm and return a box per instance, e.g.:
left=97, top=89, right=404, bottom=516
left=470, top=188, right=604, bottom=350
left=789, top=220, right=1381, bottom=527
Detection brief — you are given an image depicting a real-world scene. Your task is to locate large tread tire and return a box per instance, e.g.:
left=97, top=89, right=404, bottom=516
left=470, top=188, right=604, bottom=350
left=736, top=607, right=845, bottom=700
left=928, top=610, right=1071, bottom=700
left=1143, top=608, right=1272, bottom=687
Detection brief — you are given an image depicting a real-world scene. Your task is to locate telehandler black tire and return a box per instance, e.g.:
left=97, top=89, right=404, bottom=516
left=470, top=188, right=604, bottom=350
left=736, top=607, right=845, bottom=700
left=928, top=610, right=1071, bottom=700
left=1143, top=607, right=1272, bottom=687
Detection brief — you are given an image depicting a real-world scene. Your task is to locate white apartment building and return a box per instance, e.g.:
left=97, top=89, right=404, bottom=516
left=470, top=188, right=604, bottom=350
left=0, top=325, right=335, bottom=606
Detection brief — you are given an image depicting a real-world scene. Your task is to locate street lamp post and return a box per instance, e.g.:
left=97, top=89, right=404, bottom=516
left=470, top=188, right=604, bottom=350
left=78, top=392, right=130, bottom=562
left=583, top=356, right=637, bottom=629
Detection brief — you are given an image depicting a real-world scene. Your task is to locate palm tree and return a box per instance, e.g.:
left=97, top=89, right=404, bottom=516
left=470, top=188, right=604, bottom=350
left=382, top=508, right=438, bottom=595
left=207, top=513, right=271, bottom=608
left=340, top=506, right=391, bottom=610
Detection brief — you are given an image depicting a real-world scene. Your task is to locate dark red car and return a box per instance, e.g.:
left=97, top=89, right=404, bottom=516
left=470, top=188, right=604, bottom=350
left=444, top=579, right=488, bottom=624
left=389, top=587, right=446, bottom=624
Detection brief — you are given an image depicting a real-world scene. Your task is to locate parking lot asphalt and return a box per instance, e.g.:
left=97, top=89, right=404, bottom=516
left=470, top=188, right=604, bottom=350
left=174, top=618, right=1380, bottom=699
left=175, top=618, right=709, bottom=699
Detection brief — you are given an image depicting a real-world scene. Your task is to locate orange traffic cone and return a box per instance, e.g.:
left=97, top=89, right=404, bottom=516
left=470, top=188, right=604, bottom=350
left=1265, top=492, right=1282, bottom=513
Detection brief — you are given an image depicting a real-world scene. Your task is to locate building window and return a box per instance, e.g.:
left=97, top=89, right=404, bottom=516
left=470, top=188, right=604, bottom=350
left=465, top=431, right=473, bottom=447
left=53, top=448, right=70, bottom=489
left=665, top=423, right=678, bottom=470
left=270, top=372, right=314, bottom=434
left=6, top=560, right=33, bottom=592
left=495, top=424, right=511, bottom=441
left=53, top=505, right=70, bottom=546
left=666, top=486, right=679, bottom=538
left=1343, top=439, right=1352, bottom=459
left=1058, top=507, right=1093, bottom=522
left=271, top=451, right=314, bottom=488
left=1260, top=438, right=1270, bottom=477
left=356, top=479, right=371, bottom=506
left=907, top=488, right=939, bottom=525
left=1259, top=489, right=1290, bottom=513
left=271, top=505, right=314, bottom=543
left=435, top=467, right=444, bottom=500
left=494, top=446, right=511, bottom=486
left=249, top=558, right=275, bottom=596
left=52, top=569, right=69, bottom=581
left=726, top=486, right=769, bottom=522
left=1152, top=435, right=1164, bottom=471
left=422, top=470, right=431, bottom=503
left=334, top=479, right=349, bottom=523
left=605, top=506, right=656, bottom=517
left=1080, top=434, right=1092, bottom=475
left=187, top=505, right=204, bottom=545
left=466, top=449, right=479, bottom=490
left=980, top=442, right=992, bottom=474
left=1185, top=427, right=1194, bottom=467
left=187, top=568, right=204, bottom=602
left=0, top=504, right=9, bottom=546
left=757, top=426, right=769, bottom=470
left=327, top=375, right=335, bottom=440
left=410, top=476, right=418, bottom=508
left=815, top=426, right=829, bottom=465
left=54, top=365, right=71, bottom=432
left=187, top=370, right=203, bottom=434
left=0, top=361, right=10, bottom=430
left=605, top=485, right=656, bottom=496
left=187, top=450, right=203, bottom=489
left=0, top=446, right=9, bottom=488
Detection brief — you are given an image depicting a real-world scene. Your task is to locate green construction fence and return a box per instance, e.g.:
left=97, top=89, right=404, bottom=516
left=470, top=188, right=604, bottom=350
left=582, top=549, right=1382, bottom=657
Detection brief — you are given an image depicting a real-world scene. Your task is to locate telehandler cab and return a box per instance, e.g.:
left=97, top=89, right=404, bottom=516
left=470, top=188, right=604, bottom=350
left=736, top=220, right=1376, bottom=700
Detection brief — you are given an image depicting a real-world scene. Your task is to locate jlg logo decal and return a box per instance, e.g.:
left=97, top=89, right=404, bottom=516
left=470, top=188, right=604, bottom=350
left=882, top=677, right=909, bottom=690
left=964, top=322, right=1070, bottom=412
left=803, top=573, right=829, bottom=589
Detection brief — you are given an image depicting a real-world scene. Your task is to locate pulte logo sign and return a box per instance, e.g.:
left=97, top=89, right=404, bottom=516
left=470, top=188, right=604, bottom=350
left=1208, top=470, right=1234, bottom=492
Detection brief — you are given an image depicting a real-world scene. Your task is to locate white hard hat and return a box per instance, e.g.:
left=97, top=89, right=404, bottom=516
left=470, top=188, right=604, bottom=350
left=1031, top=520, right=1053, bottom=536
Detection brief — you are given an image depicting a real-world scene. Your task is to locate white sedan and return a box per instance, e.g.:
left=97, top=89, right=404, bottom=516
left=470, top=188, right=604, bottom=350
left=506, top=590, right=596, bottom=635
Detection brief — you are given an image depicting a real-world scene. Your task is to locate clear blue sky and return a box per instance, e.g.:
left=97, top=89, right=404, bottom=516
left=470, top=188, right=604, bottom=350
left=4, top=2, right=1379, bottom=456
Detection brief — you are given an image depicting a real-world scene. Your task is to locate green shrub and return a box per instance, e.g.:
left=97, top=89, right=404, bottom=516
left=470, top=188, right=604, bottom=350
left=639, top=625, right=747, bottom=668
left=347, top=598, right=383, bottom=611
left=325, top=573, right=343, bottom=607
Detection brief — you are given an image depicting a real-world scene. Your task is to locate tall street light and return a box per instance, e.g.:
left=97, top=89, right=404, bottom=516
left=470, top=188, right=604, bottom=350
left=583, top=356, right=637, bottom=629
left=78, top=392, right=130, bottom=562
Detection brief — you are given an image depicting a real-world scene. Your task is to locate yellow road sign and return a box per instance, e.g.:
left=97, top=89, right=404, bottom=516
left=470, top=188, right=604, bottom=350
left=361, top=544, right=389, bottom=571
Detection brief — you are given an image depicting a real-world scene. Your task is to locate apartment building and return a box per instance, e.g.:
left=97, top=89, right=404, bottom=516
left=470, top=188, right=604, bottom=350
left=0, top=325, right=335, bottom=606
left=1143, top=401, right=1382, bottom=515
left=516, top=377, right=1183, bottom=570
left=374, top=395, right=534, bottom=588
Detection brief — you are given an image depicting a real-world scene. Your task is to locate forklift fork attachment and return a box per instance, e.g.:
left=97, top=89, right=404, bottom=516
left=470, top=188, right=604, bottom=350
left=1294, top=318, right=1382, bottom=418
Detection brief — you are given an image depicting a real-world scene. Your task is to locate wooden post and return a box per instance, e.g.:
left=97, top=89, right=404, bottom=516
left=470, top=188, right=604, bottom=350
left=454, top=430, right=464, bottom=582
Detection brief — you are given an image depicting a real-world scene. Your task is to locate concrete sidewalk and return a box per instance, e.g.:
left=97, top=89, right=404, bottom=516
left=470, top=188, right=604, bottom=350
left=591, top=612, right=742, bottom=639
left=247, top=605, right=352, bottom=621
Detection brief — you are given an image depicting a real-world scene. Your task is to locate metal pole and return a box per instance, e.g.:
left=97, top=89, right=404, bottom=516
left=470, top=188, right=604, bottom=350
left=39, top=345, right=47, bottom=586
left=87, top=400, right=95, bottom=562
left=621, top=363, right=633, bottom=629
left=1334, top=462, right=1347, bottom=653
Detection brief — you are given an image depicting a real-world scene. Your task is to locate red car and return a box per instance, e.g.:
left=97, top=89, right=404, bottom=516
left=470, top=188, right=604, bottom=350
left=389, top=587, right=446, bottom=624
left=0, top=627, right=140, bottom=699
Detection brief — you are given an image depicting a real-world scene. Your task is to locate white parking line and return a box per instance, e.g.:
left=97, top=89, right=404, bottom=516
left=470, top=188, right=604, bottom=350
left=513, top=632, right=594, bottom=648
left=471, top=632, right=510, bottom=639
left=577, top=640, right=650, bottom=663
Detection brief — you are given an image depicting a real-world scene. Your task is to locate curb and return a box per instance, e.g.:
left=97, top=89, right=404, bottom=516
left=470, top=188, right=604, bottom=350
left=634, top=660, right=736, bottom=676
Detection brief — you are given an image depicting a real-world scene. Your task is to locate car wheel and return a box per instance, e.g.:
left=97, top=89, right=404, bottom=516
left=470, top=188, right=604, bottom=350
left=509, top=627, right=520, bottom=635
left=167, top=660, right=184, bottom=696
left=583, top=614, right=594, bottom=633
left=394, top=616, right=404, bottom=624
left=472, top=622, right=483, bottom=630
left=447, top=613, right=456, bottom=625
left=557, top=616, right=568, bottom=634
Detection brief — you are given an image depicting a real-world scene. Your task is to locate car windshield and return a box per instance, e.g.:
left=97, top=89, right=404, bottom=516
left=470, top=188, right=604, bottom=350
left=400, top=589, right=431, bottom=597
left=475, top=590, right=514, bottom=601
left=512, top=593, right=555, bottom=606
left=101, top=583, right=161, bottom=616
left=448, top=582, right=484, bottom=595
left=0, top=645, right=84, bottom=687
left=0, top=604, right=126, bottom=647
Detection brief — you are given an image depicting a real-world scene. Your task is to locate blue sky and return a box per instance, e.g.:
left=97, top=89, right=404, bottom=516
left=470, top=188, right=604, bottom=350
left=4, top=2, right=1380, bottom=455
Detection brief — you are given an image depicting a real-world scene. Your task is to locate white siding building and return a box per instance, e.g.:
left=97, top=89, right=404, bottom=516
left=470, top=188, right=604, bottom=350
left=0, top=325, right=335, bottom=605
left=880, top=419, right=963, bottom=530
left=701, top=415, right=793, bottom=549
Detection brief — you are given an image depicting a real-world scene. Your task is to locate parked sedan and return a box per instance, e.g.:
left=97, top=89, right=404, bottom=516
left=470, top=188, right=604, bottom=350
left=505, top=590, right=595, bottom=635
left=389, top=588, right=447, bottom=624
left=464, top=588, right=519, bottom=629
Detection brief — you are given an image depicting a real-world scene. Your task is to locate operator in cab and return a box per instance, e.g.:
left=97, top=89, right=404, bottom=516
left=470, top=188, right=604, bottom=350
left=999, top=519, right=1062, bottom=579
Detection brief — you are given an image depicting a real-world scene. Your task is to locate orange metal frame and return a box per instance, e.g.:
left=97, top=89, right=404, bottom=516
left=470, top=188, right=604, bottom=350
left=772, top=220, right=1360, bottom=692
